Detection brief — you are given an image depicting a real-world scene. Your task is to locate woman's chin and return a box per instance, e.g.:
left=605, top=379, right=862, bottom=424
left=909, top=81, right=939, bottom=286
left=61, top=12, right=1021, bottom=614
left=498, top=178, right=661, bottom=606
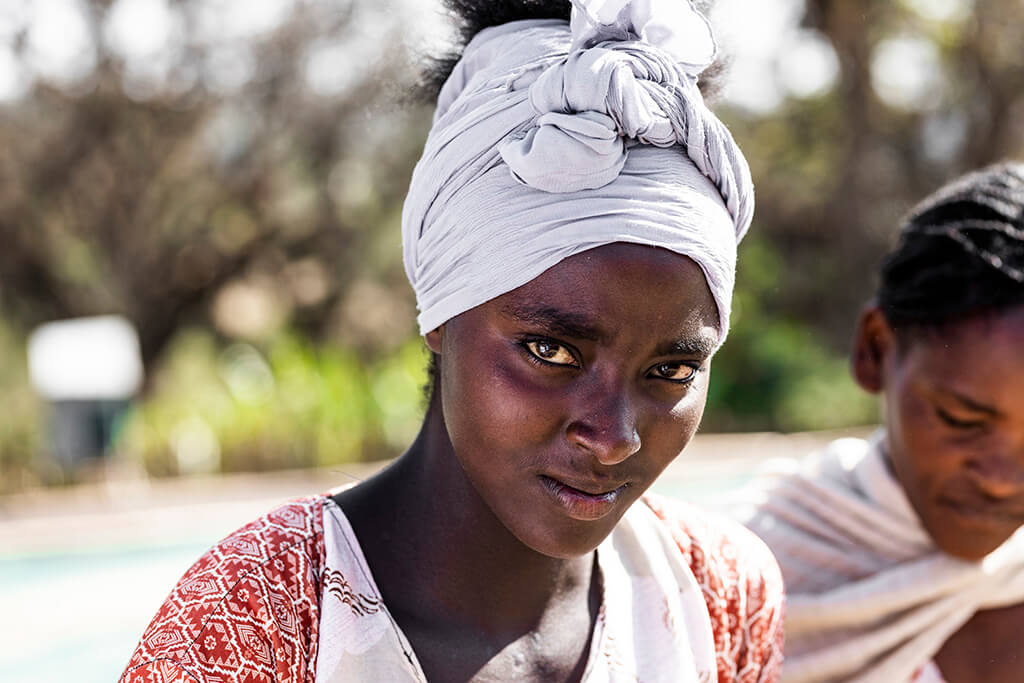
left=509, top=509, right=627, bottom=560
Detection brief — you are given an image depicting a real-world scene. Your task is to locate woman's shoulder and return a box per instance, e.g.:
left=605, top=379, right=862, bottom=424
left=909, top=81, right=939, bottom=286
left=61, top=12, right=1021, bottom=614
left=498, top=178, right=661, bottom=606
left=642, top=492, right=786, bottom=683
left=120, top=495, right=330, bottom=683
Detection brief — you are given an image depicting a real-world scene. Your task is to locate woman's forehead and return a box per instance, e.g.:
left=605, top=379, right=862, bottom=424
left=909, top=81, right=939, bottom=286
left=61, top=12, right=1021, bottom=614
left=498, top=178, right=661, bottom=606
left=911, top=303, right=1024, bottom=355
left=906, top=305, right=1024, bottom=402
left=489, top=243, right=720, bottom=346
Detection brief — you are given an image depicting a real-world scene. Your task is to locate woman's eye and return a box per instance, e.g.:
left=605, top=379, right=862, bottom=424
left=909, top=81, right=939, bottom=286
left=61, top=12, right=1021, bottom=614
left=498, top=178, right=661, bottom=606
left=651, top=362, right=698, bottom=383
left=935, top=407, right=986, bottom=430
left=525, top=340, right=578, bottom=366
left=936, top=408, right=985, bottom=430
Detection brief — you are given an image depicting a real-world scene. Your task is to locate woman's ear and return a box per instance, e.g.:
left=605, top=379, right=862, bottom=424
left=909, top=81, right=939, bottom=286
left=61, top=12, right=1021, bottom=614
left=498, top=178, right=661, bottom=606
left=425, top=325, right=444, bottom=354
left=851, top=306, right=895, bottom=394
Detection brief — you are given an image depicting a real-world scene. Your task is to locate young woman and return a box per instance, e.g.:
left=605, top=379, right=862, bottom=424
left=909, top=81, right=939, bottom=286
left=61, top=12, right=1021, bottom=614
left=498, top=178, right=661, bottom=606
left=121, top=1, right=784, bottom=681
left=739, top=162, right=1024, bottom=683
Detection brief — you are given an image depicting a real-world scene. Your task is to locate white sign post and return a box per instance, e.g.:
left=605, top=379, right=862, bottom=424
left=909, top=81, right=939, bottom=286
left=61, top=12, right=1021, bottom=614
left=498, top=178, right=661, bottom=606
left=27, top=316, right=144, bottom=467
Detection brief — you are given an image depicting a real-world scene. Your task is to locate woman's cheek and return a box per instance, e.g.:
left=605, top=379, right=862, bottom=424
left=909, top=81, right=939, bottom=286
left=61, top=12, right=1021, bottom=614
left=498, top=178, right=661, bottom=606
left=650, top=395, right=705, bottom=457
left=470, top=354, right=562, bottom=438
left=667, top=382, right=708, bottom=429
left=905, top=397, right=948, bottom=467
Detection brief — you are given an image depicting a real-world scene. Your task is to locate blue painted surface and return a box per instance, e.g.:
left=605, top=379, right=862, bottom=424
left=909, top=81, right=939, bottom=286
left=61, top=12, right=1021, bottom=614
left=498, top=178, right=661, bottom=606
left=0, top=541, right=215, bottom=683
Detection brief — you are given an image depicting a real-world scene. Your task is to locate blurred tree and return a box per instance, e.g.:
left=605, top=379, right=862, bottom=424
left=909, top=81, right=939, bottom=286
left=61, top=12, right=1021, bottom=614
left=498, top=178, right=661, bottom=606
left=3, top=0, right=1024, bottom=484
left=700, top=0, right=1024, bottom=430
left=730, top=0, right=1024, bottom=345
left=0, top=0, right=434, bottom=371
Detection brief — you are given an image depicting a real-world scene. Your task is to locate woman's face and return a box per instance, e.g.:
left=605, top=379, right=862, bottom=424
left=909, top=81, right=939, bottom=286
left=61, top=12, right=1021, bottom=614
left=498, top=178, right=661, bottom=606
left=427, top=243, right=719, bottom=559
left=853, top=304, right=1024, bottom=560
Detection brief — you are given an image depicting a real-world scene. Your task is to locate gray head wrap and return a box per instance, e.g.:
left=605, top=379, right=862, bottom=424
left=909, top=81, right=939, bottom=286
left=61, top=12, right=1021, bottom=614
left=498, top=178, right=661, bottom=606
left=402, top=0, right=754, bottom=344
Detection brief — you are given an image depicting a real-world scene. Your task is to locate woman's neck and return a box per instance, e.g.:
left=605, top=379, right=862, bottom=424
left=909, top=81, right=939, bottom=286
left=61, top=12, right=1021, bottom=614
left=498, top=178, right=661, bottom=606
left=335, top=405, right=597, bottom=638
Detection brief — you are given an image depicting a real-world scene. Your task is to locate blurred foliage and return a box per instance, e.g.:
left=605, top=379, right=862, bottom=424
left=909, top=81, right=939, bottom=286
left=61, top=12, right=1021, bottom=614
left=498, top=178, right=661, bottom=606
left=702, top=0, right=1024, bottom=429
left=725, top=0, right=1024, bottom=350
left=702, top=236, right=879, bottom=432
left=0, top=326, right=428, bottom=491
left=0, top=0, right=430, bottom=369
left=0, top=320, right=44, bottom=492
left=1, top=0, right=1024, bottom=488
left=119, top=330, right=427, bottom=477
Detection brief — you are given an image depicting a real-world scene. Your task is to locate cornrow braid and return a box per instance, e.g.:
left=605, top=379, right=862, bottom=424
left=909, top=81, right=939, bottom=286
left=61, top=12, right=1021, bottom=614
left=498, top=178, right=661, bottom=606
left=416, top=0, right=726, bottom=102
left=877, top=162, right=1024, bottom=332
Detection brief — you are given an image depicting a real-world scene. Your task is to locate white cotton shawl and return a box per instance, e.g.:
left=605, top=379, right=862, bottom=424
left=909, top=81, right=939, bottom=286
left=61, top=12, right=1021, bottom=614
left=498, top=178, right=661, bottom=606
left=316, top=497, right=718, bottom=683
left=401, top=0, right=754, bottom=341
left=736, top=434, right=1024, bottom=683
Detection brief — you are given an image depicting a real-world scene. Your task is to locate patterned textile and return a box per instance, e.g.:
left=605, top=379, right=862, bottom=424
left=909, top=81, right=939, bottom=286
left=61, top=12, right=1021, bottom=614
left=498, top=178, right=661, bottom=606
left=121, top=494, right=783, bottom=682
left=120, top=498, right=325, bottom=683
left=737, top=435, right=1024, bottom=683
left=645, top=496, right=785, bottom=683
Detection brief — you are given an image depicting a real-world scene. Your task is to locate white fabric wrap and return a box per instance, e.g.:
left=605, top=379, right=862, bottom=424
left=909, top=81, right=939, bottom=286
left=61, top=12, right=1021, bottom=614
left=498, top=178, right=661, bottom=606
left=317, top=496, right=718, bottom=682
left=401, top=0, right=754, bottom=340
left=736, top=433, right=1024, bottom=683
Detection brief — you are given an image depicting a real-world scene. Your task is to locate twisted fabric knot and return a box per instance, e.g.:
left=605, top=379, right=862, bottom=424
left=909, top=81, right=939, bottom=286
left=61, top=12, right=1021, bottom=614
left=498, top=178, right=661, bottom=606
left=496, top=0, right=753, bottom=239
left=569, top=0, right=716, bottom=73
left=501, top=42, right=697, bottom=193
left=401, top=0, right=755, bottom=340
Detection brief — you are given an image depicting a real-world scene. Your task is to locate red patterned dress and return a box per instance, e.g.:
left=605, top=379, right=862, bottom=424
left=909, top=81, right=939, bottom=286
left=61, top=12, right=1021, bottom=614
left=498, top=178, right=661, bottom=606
left=121, top=494, right=783, bottom=682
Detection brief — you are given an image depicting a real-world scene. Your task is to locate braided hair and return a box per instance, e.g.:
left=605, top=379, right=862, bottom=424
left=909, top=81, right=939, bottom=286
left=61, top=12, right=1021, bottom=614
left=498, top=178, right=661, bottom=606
left=418, top=0, right=725, bottom=101
left=877, top=162, right=1024, bottom=336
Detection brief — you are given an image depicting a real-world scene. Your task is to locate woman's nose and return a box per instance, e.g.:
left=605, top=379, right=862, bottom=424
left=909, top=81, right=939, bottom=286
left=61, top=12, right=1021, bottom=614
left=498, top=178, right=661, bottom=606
left=565, top=391, right=641, bottom=465
left=967, top=450, right=1024, bottom=499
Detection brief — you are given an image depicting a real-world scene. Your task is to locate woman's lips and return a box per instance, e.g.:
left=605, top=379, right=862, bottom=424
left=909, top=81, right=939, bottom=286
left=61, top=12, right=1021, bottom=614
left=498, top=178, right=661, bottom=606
left=941, top=497, right=1024, bottom=527
left=539, top=475, right=628, bottom=521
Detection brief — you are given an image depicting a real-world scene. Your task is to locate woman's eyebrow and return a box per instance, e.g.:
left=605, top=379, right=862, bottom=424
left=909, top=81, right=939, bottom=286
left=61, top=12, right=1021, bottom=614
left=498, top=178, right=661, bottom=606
left=654, top=336, right=717, bottom=359
left=500, top=303, right=603, bottom=341
left=935, top=386, right=1000, bottom=416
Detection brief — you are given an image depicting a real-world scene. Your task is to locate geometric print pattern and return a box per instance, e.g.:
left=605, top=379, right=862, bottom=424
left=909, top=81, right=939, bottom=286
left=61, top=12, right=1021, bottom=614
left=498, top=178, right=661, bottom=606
left=121, top=494, right=783, bottom=682
left=322, top=569, right=381, bottom=618
left=120, top=497, right=326, bottom=683
left=646, top=496, right=785, bottom=683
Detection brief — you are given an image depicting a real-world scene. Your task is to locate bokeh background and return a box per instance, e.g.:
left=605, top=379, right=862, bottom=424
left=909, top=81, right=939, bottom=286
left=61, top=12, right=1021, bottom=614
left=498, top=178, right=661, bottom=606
left=2, top=0, right=1023, bottom=679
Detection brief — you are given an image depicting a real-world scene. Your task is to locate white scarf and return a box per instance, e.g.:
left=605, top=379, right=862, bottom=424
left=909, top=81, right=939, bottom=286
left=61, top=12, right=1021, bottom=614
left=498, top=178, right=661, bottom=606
left=401, top=0, right=754, bottom=342
left=737, top=434, right=1024, bottom=682
left=315, top=498, right=717, bottom=683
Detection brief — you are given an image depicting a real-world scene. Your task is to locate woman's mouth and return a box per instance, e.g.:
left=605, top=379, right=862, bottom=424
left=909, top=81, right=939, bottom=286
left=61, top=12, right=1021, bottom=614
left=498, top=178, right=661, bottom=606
left=539, top=475, right=628, bottom=521
left=941, top=497, right=1024, bottom=528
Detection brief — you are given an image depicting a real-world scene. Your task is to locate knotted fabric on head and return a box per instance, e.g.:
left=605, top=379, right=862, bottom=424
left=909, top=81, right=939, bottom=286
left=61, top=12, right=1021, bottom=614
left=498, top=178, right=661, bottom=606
left=402, top=0, right=754, bottom=343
